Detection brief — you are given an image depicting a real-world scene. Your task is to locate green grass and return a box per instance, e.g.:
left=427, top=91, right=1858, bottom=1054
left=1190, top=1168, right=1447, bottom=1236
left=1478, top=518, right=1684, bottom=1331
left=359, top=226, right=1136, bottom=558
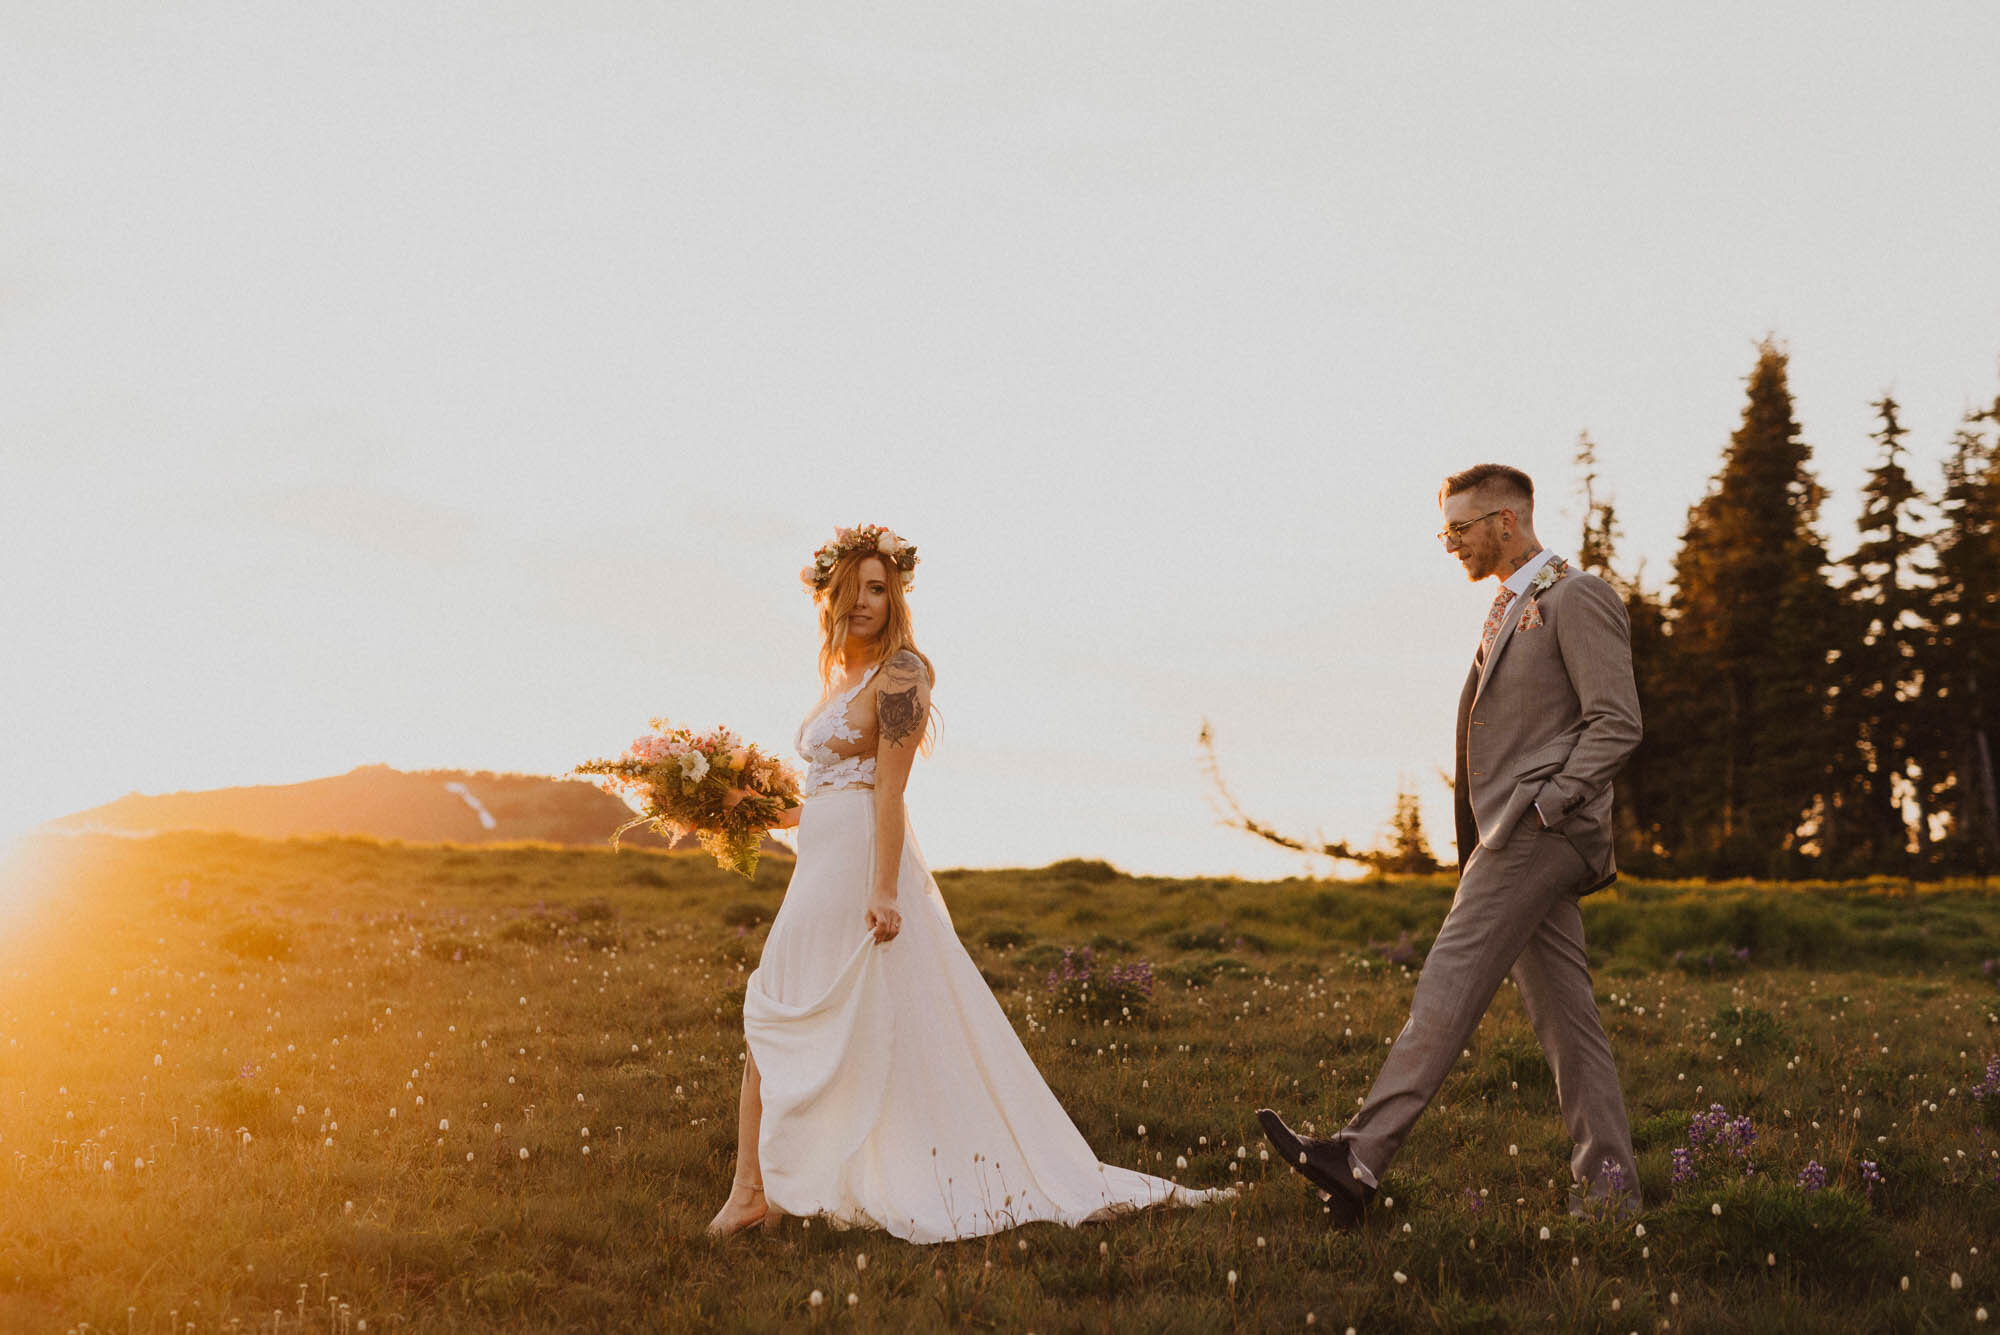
left=2, top=833, right=1998, bottom=1332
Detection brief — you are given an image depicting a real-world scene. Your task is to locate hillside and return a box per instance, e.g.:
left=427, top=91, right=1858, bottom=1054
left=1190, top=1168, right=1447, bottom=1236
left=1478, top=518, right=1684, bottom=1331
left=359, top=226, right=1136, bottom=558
left=1, top=833, right=1996, bottom=1331
left=41, top=763, right=791, bottom=857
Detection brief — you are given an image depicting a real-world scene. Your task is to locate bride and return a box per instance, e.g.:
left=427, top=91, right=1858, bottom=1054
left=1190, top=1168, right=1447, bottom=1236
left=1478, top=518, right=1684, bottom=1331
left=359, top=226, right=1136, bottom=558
left=705, top=524, right=1230, bottom=1242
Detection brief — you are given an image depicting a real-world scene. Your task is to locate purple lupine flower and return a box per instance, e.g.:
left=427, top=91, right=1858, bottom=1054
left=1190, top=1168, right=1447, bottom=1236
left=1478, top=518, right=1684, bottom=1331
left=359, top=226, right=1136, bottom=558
left=1797, top=1160, right=1827, bottom=1192
left=1105, top=960, right=1155, bottom=999
left=1046, top=946, right=1097, bottom=990
left=1671, top=1147, right=1695, bottom=1184
left=1859, top=1159, right=1884, bottom=1199
left=1600, top=1157, right=1627, bottom=1196
left=1973, top=1055, right=2000, bottom=1102
left=1689, top=1103, right=1729, bottom=1149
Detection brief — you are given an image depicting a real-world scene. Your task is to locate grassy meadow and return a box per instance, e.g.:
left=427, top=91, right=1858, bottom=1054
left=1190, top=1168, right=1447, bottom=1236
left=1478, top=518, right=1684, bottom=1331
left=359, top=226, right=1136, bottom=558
left=2, top=832, right=1999, bottom=1333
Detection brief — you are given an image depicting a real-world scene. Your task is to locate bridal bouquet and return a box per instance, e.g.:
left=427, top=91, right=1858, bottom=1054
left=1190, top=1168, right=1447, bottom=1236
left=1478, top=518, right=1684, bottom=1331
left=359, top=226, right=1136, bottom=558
left=576, top=723, right=802, bottom=877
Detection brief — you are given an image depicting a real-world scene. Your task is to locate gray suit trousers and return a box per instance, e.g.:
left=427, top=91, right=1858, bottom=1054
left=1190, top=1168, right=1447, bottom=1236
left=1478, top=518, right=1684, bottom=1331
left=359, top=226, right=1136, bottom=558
left=1336, top=817, right=1640, bottom=1207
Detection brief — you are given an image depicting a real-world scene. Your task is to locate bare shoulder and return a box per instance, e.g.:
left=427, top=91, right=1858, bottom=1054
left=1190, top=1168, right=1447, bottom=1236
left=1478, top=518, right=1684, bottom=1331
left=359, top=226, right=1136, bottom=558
left=879, top=649, right=932, bottom=686
left=875, top=650, right=931, bottom=747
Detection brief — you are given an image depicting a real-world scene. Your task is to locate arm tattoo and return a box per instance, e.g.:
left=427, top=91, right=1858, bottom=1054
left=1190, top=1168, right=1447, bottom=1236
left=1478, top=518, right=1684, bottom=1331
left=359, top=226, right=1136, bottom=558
left=878, top=685, right=924, bottom=746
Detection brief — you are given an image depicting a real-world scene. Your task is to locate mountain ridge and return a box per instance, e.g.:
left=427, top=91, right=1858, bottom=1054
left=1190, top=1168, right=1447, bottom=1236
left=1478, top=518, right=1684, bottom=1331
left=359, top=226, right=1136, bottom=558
left=43, top=764, right=792, bottom=857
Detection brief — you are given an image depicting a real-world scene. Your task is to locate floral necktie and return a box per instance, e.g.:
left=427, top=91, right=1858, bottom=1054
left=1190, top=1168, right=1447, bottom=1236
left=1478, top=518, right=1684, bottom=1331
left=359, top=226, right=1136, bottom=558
left=1478, top=587, right=1515, bottom=662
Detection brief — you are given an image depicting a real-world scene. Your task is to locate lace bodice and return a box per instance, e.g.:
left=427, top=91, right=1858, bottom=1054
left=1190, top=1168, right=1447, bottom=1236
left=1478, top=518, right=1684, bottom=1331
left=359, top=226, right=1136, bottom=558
left=795, top=663, right=881, bottom=797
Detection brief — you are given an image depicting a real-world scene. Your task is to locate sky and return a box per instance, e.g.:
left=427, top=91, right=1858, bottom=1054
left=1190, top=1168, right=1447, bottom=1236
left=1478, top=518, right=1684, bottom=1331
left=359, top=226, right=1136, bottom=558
left=4, top=2, right=1998, bottom=879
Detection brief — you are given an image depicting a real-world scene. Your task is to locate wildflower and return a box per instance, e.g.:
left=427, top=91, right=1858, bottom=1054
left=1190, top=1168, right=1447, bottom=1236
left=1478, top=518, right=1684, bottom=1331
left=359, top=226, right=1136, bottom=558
left=808, top=1291, right=823, bottom=1309
left=1860, top=1159, right=1884, bottom=1199
left=1671, top=1147, right=1695, bottom=1184
left=1797, top=1160, right=1827, bottom=1192
left=1973, top=1056, right=2000, bottom=1103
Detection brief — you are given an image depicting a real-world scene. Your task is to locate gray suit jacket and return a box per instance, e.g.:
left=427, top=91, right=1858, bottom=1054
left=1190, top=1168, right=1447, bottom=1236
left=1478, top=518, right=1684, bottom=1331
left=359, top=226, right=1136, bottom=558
left=1453, top=562, right=1641, bottom=892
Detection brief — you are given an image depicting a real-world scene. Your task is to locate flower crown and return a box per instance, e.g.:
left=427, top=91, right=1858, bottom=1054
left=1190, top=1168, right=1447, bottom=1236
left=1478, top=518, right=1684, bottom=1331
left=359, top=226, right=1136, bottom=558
left=800, top=523, right=920, bottom=595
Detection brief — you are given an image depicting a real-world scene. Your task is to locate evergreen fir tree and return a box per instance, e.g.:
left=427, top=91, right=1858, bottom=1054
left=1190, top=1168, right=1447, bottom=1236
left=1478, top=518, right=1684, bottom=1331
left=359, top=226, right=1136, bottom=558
left=1660, top=339, right=1843, bottom=875
left=1929, top=388, right=2000, bottom=870
left=1573, top=431, right=1622, bottom=576
left=1616, top=574, right=1674, bottom=872
left=1838, top=395, right=1934, bottom=871
left=1376, top=780, right=1440, bottom=875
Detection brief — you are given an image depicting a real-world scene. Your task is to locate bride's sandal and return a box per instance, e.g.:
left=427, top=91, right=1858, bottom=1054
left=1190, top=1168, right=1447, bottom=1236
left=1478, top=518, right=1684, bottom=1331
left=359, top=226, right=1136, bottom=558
left=704, top=1180, right=768, bottom=1238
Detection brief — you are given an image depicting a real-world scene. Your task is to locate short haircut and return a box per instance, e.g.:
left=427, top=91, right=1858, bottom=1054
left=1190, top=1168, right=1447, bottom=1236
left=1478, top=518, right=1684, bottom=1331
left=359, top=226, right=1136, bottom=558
left=1441, top=463, right=1534, bottom=514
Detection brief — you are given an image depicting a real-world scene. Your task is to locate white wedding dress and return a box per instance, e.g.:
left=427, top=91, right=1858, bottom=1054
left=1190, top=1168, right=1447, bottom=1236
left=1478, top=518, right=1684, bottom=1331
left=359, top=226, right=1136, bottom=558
left=741, top=664, right=1230, bottom=1243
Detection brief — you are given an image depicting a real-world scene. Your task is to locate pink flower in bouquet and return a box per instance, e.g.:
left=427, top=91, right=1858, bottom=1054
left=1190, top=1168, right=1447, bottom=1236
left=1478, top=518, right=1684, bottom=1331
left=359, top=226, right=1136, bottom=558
left=727, top=745, right=751, bottom=770
left=875, top=529, right=899, bottom=554
left=631, top=735, right=671, bottom=762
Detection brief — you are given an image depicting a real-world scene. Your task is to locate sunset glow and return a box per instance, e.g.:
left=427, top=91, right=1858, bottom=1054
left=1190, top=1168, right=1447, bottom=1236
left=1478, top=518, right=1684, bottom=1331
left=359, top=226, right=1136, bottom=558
left=5, top=5, right=1998, bottom=876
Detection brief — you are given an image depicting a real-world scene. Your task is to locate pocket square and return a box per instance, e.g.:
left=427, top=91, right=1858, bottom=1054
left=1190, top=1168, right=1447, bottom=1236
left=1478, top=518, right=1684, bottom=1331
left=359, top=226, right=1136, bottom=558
left=1517, top=600, right=1545, bottom=632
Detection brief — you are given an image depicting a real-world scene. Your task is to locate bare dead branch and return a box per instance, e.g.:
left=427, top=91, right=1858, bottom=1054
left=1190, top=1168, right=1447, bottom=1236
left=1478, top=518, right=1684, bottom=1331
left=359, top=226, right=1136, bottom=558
left=1198, top=720, right=1367, bottom=865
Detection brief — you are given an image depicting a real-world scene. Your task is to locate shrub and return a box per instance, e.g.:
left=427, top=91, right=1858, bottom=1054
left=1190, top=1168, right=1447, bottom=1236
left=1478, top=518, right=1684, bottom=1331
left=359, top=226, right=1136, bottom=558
left=1039, top=858, right=1122, bottom=883
left=1167, top=923, right=1233, bottom=951
left=1042, top=946, right=1154, bottom=1021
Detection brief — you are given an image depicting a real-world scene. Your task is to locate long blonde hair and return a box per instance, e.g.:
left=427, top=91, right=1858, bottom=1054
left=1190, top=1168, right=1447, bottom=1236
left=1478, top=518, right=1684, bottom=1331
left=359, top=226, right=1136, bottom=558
left=816, top=550, right=936, bottom=691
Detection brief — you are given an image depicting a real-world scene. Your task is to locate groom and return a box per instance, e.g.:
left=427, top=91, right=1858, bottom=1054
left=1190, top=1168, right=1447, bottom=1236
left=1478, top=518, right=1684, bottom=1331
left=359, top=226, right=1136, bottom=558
left=1259, top=463, right=1642, bottom=1224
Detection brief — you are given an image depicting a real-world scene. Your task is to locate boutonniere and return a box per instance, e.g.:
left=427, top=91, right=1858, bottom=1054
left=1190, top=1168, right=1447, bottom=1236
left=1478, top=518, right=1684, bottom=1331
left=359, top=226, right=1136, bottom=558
left=1527, top=558, right=1567, bottom=597
left=1517, top=557, right=1570, bottom=632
